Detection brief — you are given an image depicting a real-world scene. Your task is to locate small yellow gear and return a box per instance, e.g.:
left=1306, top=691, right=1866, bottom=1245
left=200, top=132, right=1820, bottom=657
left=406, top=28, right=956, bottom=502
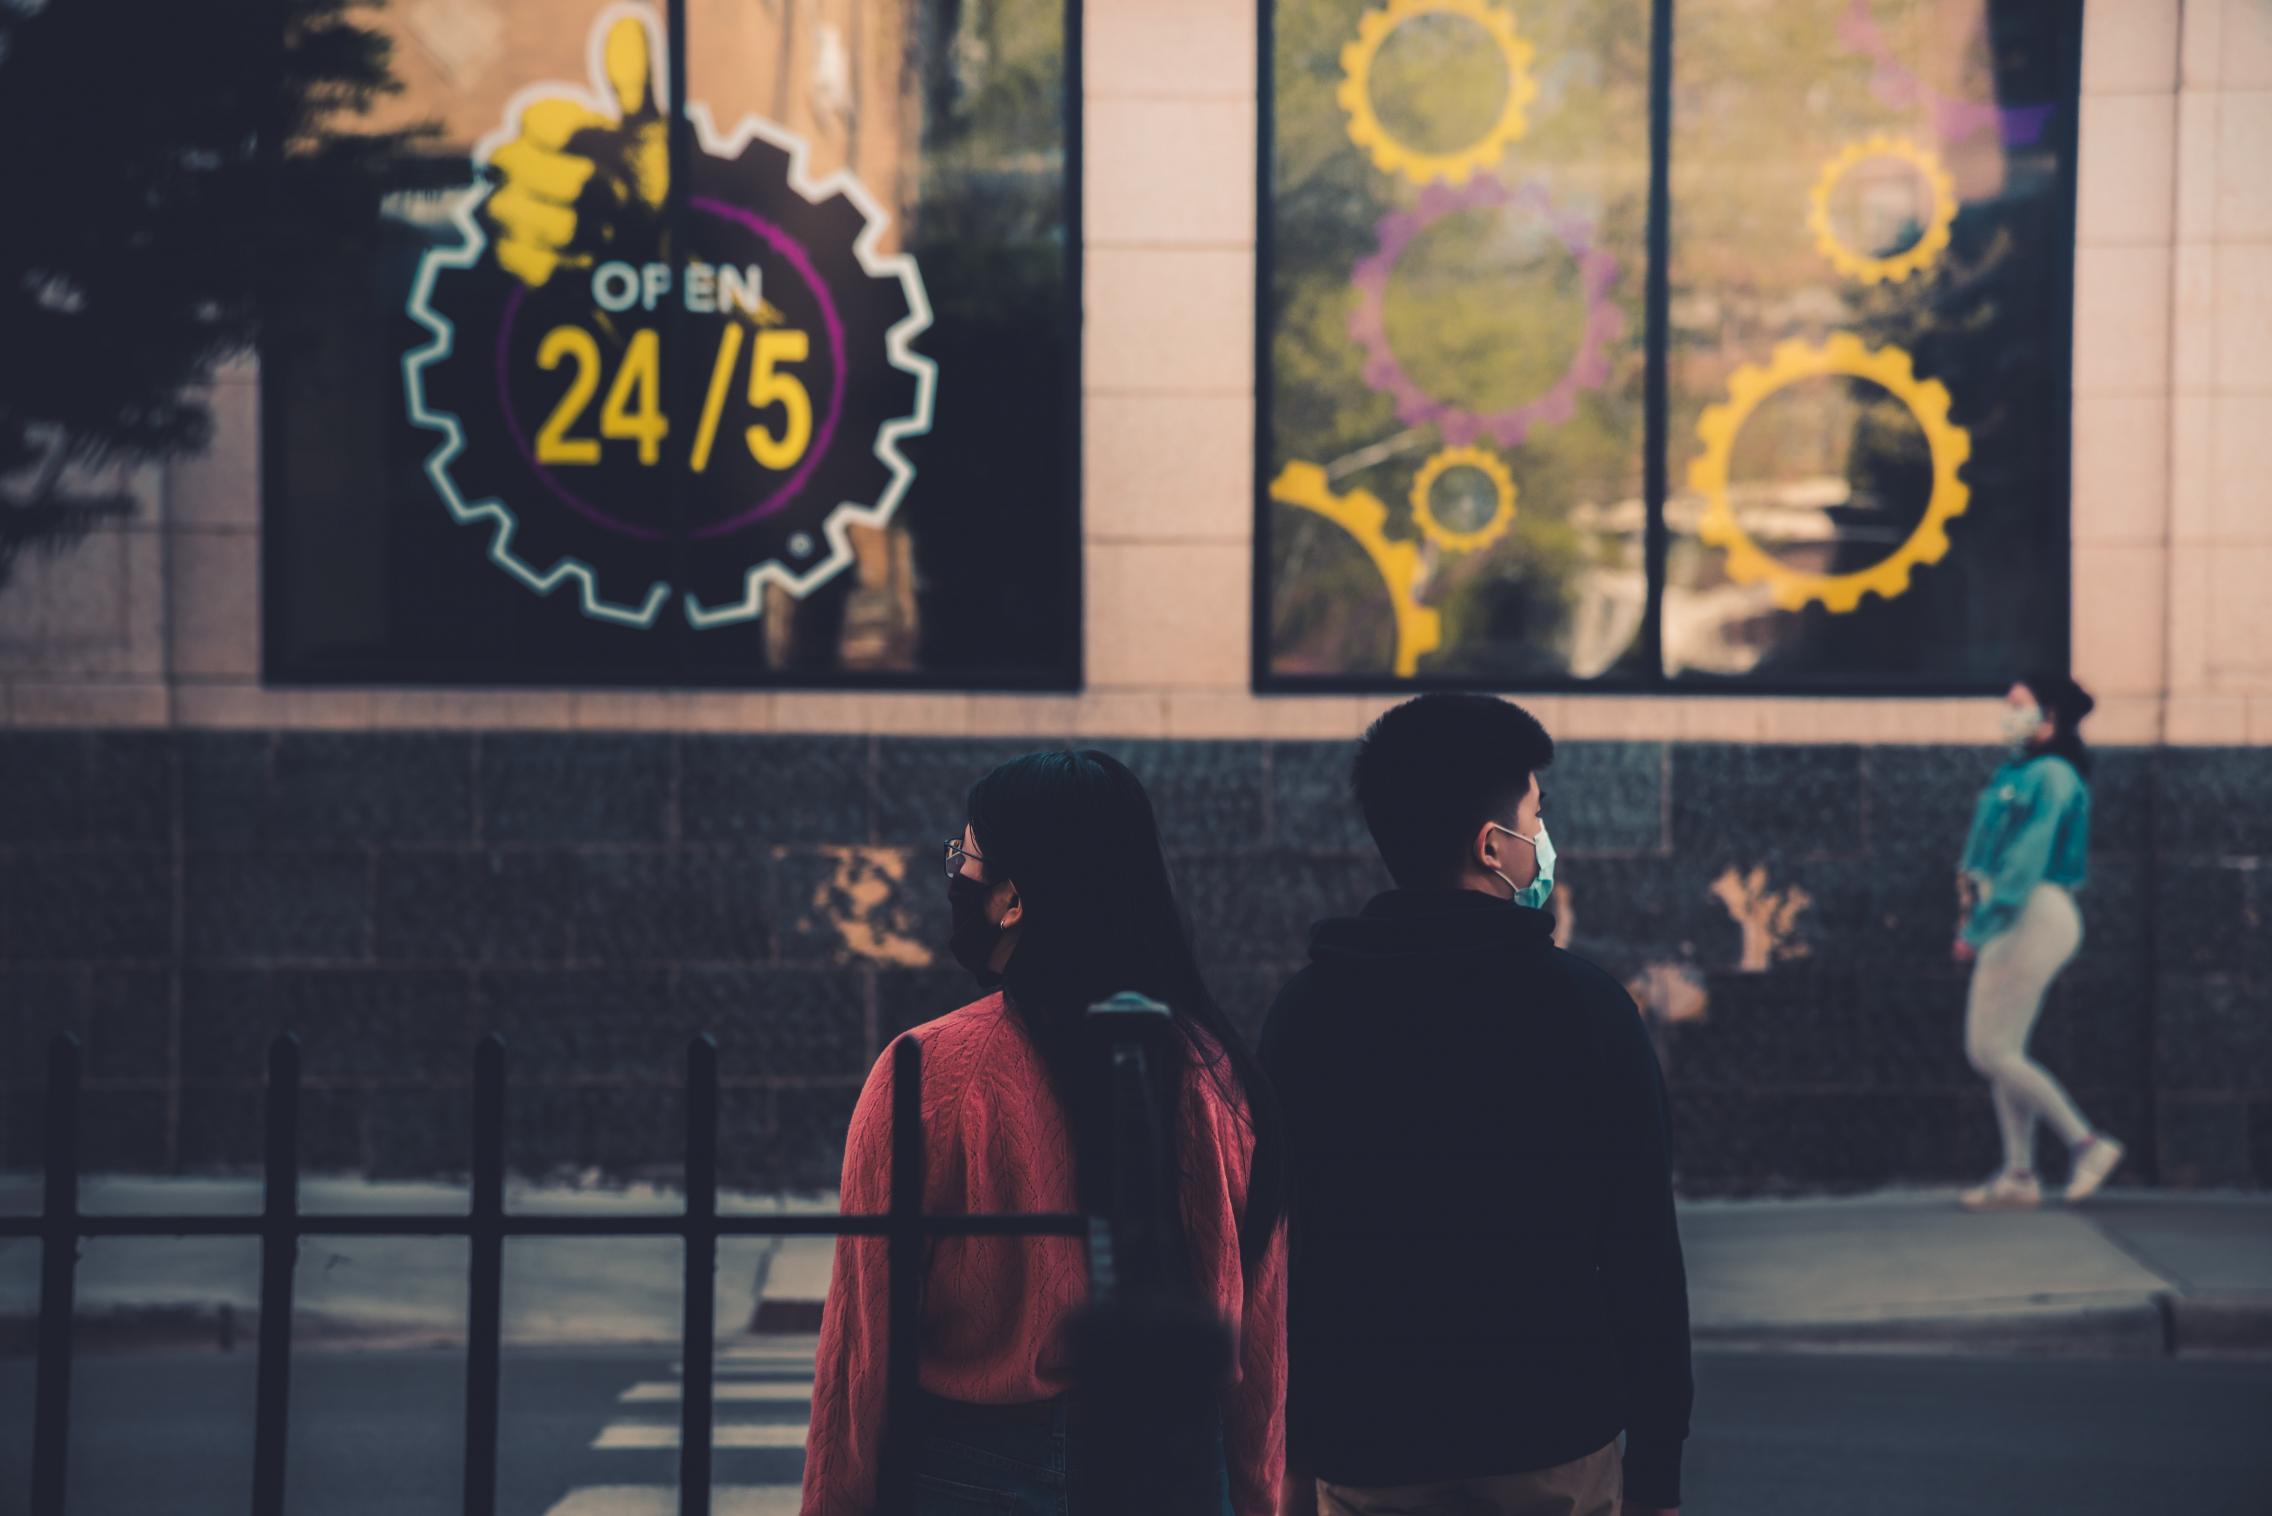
left=1338, top=0, right=1537, bottom=186
left=1270, top=461, right=1443, bottom=678
left=1807, top=135, right=1958, bottom=285
left=1410, top=445, right=1516, bottom=554
left=1689, top=334, right=1972, bottom=614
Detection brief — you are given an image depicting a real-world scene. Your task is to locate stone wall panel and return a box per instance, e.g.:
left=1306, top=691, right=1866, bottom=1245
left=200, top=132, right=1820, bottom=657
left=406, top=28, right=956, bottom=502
left=0, top=733, right=174, bottom=846
left=676, top=967, right=870, bottom=1081
left=681, top=735, right=872, bottom=845
left=181, top=968, right=473, bottom=1083
left=373, top=850, right=576, bottom=965
left=478, top=735, right=673, bottom=844
left=1, top=735, right=2263, bottom=1192
left=6, top=849, right=173, bottom=960
left=183, top=734, right=473, bottom=847
left=184, top=851, right=368, bottom=963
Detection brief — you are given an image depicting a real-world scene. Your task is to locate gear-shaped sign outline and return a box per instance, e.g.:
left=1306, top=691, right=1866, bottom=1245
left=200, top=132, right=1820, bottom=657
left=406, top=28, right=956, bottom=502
left=1807, top=134, right=1958, bottom=286
left=1337, top=0, right=1537, bottom=186
left=1410, top=444, right=1516, bottom=554
left=1350, top=176, right=1623, bottom=450
left=1689, top=334, right=1973, bottom=615
left=402, top=5, right=936, bottom=631
left=1269, top=461, right=1443, bottom=678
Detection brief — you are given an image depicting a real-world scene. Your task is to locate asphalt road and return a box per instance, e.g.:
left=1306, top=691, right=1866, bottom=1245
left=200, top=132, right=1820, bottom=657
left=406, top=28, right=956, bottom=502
left=3, top=1347, right=2269, bottom=1515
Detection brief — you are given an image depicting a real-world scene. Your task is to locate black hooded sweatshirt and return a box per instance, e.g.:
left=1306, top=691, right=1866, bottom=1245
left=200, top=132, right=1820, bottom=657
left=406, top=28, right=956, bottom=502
left=1259, top=889, right=1692, bottom=1508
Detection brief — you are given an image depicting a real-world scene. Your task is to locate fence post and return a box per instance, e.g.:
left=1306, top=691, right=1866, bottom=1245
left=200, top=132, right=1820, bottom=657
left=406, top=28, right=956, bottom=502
left=1070, top=993, right=1232, bottom=1516
left=679, top=1036, right=719, bottom=1516
left=463, top=1036, right=507, bottom=1516
left=876, top=1034, right=924, bottom=1510
left=250, top=1035, right=301, bottom=1516
left=29, top=1035, right=81, bottom=1516
left=1089, top=993, right=1178, bottom=1297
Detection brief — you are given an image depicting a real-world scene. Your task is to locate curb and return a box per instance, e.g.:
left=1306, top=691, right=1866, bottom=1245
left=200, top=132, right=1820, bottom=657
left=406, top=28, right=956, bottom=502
left=0, top=1306, right=469, bottom=1356
left=1693, top=1298, right=2172, bottom=1358
left=2165, top=1293, right=2272, bottom=1357
left=17, top=1295, right=2272, bottom=1360
left=1701, top=1292, right=2272, bottom=1359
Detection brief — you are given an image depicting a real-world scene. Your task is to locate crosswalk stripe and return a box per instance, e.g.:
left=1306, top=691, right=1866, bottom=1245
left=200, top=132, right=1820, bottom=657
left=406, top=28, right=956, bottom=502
left=619, top=1380, right=809, bottom=1404
left=592, top=1423, right=810, bottom=1451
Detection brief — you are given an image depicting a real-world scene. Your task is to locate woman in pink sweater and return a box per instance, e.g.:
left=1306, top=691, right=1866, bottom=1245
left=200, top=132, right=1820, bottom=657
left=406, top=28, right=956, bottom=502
left=801, top=750, right=1288, bottom=1516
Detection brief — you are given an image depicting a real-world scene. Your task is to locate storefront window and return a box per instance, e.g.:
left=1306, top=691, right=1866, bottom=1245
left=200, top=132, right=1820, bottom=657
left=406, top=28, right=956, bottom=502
left=264, top=0, right=1078, bottom=687
left=1259, top=0, right=2078, bottom=691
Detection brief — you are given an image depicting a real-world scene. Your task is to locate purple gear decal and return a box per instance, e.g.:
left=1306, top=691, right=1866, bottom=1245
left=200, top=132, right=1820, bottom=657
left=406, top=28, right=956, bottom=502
left=1837, top=0, right=2053, bottom=148
left=1349, top=176, right=1622, bottom=450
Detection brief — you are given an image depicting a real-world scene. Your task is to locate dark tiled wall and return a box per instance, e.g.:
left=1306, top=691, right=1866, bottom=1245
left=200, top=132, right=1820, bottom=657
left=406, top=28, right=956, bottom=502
left=4, top=732, right=2269, bottom=1192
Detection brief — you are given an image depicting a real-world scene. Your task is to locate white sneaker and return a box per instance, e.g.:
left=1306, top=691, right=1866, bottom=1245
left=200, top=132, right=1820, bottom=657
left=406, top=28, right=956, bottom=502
left=1960, top=1171, right=2042, bottom=1210
left=2065, top=1135, right=2126, bottom=1204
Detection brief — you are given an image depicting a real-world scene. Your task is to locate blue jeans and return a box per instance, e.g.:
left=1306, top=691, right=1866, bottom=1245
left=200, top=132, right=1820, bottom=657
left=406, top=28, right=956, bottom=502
left=909, top=1392, right=1233, bottom=1515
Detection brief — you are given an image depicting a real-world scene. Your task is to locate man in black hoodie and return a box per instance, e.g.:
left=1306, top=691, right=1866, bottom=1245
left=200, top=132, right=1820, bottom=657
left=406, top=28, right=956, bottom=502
left=1261, top=694, right=1691, bottom=1516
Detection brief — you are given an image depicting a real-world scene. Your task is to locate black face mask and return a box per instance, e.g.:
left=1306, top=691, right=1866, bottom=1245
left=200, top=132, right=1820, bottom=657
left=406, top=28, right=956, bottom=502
left=946, top=873, right=1008, bottom=987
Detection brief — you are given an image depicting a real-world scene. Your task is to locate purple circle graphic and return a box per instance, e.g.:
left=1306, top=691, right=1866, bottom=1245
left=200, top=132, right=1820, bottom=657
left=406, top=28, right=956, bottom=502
left=1349, top=176, right=1622, bottom=450
left=494, top=197, right=851, bottom=541
left=1837, top=0, right=2053, bottom=148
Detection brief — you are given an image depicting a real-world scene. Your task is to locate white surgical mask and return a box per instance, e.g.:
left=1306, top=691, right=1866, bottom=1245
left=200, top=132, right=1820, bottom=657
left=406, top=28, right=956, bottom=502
left=2001, top=702, right=2044, bottom=748
left=1487, top=822, right=1556, bottom=908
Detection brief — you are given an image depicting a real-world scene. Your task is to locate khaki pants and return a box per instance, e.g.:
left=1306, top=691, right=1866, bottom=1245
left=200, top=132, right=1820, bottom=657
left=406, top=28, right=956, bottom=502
left=1316, top=1442, right=1622, bottom=1516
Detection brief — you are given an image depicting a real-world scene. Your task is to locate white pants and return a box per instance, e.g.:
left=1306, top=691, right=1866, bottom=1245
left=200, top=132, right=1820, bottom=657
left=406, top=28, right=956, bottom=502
left=1965, top=883, right=2093, bottom=1173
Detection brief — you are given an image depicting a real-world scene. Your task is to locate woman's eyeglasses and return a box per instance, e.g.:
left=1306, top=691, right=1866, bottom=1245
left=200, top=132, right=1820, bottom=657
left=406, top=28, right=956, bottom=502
left=943, top=838, right=986, bottom=879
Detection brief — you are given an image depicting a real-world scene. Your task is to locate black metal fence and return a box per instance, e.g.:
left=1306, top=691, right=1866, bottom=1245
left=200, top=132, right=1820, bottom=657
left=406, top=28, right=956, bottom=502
left=4, top=1028, right=1091, bottom=1516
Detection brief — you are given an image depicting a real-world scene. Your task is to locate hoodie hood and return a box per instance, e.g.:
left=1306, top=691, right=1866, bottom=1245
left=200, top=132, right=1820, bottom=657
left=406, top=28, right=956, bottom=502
left=1308, top=887, right=1556, bottom=966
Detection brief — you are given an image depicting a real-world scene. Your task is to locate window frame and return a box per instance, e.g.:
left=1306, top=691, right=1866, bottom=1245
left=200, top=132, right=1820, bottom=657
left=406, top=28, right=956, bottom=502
left=260, top=0, right=1086, bottom=693
left=1250, top=0, right=2083, bottom=697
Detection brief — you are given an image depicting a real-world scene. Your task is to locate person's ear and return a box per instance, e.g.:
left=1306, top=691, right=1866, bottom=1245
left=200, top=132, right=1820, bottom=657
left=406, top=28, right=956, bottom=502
left=1474, top=819, right=1503, bottom=874
left=995, top=882, right=1024, bottom=931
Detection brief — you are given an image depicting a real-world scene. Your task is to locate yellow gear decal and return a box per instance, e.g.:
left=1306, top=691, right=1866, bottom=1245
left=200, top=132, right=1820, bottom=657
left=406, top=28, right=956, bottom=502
left=1411, top=445, right=1516, bottom=554
left=1807, top=135, right=1958, bottom=285
left=1690, top=335, right=1972, bottom=615
left=1270, top=461, right=1443, bottom=678
left=1338, top=0, right=1537, bottom=186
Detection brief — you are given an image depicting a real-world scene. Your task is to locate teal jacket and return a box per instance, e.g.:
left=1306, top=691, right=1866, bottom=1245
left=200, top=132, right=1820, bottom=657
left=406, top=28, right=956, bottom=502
left=1958, top=753, right=2090, bottom=947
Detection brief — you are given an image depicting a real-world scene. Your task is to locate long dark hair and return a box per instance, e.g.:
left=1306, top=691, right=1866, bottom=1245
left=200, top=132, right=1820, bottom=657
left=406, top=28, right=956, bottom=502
left=2020, top=670, right=2096, bottom=778
left=965, top=750, right=1285, bottom=1278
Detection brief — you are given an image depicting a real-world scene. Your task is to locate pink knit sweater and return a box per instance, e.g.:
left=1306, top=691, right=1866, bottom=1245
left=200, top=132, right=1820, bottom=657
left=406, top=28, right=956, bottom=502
left=799, top=992, right=1287, bottom=1515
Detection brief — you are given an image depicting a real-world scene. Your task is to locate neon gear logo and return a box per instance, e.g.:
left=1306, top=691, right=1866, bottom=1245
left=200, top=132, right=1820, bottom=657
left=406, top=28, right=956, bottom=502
left=403, top=5, right=936, bottom=630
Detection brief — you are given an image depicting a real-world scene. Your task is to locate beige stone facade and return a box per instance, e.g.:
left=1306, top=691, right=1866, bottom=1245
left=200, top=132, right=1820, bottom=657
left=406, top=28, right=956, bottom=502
left=3, top=0, right=2267, bottom=745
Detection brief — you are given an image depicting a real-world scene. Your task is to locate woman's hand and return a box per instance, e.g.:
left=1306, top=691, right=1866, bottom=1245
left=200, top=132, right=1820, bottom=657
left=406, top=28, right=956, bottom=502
left=1952, top=936, right=1976, bottom=965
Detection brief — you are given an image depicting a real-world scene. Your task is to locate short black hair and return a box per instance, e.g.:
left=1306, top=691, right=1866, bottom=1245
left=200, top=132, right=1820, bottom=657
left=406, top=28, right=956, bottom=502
left=1352, top=694, right=1554, bottom=889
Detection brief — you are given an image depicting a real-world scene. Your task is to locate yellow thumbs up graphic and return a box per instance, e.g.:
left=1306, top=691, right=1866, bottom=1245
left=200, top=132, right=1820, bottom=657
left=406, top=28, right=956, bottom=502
left=483, top=12, right=670, bottom=289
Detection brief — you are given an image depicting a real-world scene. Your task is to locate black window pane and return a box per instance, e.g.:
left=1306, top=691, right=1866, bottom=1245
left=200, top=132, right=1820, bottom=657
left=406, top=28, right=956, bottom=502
left=1258, top=0, right=2080, bottom=692
left=1664, top=0, right=2076, bottom=687
left=1263, top=0, right=1653, bottom=686
left=264, top=0, right=1078, bottom=688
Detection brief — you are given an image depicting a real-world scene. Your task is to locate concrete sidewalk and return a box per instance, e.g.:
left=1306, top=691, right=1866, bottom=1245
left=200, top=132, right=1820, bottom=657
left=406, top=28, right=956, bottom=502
left=4, top=1178, right=2267, bottom=1357
left=0, top=1176, right=835, bottom=1349
left=1682, top=1188, right=2272, bottom=1356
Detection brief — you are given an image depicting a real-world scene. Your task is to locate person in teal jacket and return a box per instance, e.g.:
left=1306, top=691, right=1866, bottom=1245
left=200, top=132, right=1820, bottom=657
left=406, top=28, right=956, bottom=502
left=1953, top=673, right=2125, bottom=1210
